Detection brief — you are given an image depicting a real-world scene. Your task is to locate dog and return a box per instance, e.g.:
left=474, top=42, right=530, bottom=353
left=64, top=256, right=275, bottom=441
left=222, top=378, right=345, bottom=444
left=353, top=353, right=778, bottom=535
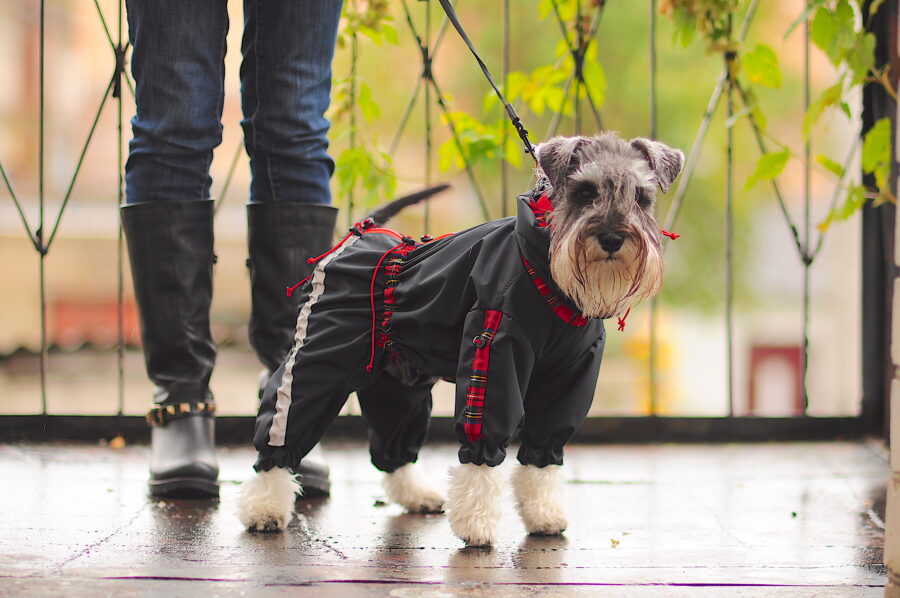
left=236, top=132, right=684, bottom=546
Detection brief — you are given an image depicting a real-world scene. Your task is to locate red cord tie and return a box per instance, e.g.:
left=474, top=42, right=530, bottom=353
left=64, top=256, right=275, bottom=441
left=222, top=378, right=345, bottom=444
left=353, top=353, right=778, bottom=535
left=660, top=229, right=680, bottom=240
left=366, top=241, right=410, bottom=373
left=617, top=307, right=631, bottom=332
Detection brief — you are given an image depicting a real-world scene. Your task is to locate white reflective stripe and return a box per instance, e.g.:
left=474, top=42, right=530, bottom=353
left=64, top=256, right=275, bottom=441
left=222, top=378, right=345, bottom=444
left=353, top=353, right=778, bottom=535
left=267, top=234, right=361, bottom=446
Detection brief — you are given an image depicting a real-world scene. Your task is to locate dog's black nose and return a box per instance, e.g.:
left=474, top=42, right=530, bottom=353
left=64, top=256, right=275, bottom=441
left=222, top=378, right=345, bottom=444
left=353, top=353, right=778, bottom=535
left=598, top=232, right=624, bottom=254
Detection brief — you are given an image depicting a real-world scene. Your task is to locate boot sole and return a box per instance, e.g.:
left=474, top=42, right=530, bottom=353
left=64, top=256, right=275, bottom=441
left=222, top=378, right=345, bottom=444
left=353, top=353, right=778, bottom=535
left=149, top=477, right=219, bottom=498
left=296, top=472, right=331, bottom=498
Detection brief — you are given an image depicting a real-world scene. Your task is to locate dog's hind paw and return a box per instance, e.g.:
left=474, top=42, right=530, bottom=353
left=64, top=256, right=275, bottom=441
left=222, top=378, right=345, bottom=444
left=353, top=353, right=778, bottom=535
left=522, top=505, right=568, bottom=536
left=236, top=467, right=299, bottom=533
left=383, top=463, right=445, bottom=514
left=511, top=464, right=568, bottom=537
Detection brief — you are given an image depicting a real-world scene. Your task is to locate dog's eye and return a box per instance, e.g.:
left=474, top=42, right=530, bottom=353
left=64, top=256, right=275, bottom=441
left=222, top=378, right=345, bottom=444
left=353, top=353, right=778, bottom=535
left=636, top=189, right=653, bottom=209
left=573, top=184, right=597, bottom=203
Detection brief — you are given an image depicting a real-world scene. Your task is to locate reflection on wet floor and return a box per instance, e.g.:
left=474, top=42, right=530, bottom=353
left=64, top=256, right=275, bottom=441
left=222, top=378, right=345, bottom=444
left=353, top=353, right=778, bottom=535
left=0, top=441, right=888, bottom=597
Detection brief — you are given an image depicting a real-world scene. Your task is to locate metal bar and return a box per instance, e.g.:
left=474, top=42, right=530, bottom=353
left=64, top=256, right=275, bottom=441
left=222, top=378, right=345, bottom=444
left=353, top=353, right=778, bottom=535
left=545, top=72, right=575, bottom=139
left=662, top=0, right=759, bottom=234
left=733, top=78, right=806, bottom=260
left=581, top=78, right=605, bottom=131
left=574, top=79, right=582, bottom=135
left=116, top=0, right=125, bottom=417
left=810, top=136, right=861, bottom=260
left=348, top=31, right=358, bottom=228
left=501, top=0, right=509, bottom=217
left=424, top=0, right=432, bottom=234
left=725, top=50, right=735, bottom=418
left=430, top=77, right=491, bottom=220
left=648, top=0, right=658, bottom=417
left=388, top=78, right=423, bottom=156
left=92, top=0, right=135, bottom=98
left=801, top=17, right=811, bottom=413
left=574, top=0, right=582, bottom=135
left=0, top=161, right=38, bottom=248
left=46, top=77, right=115, bottom=250
left=431, top=0, right=456, bottom=55
left=38, top=0, right=47, bottom=415
left=550, top=0, right=576, bottom=56
left=0, top=414, right=870, bottom=445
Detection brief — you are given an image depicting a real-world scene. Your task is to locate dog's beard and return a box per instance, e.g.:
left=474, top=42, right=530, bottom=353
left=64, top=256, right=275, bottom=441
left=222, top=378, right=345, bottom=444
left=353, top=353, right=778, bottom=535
left=550, top=223, right=663, bottom=319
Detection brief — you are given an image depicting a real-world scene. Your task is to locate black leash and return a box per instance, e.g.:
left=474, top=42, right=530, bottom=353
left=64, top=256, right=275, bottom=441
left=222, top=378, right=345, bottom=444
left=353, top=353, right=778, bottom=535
left=436, top=0, right=537, bottom=162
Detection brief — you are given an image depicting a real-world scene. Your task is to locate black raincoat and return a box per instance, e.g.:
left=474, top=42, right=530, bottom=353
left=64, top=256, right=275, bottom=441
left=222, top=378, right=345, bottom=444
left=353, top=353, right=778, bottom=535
left=253, top=191, right=606, bottom=473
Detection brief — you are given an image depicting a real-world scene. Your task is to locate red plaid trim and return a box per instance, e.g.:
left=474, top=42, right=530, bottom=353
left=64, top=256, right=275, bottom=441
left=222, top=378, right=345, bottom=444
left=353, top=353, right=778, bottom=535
left=528, top=194, right=553, bottom=227
left=463, top=310, right=503, bottom=441
left=521, top=255, right=588, bottom=327
left=376, top=246, right=416, bottom=354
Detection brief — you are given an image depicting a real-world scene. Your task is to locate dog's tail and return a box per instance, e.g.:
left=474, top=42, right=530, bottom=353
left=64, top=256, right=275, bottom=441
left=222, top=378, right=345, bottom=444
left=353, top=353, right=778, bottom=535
left=365, top=184, right=450, bottom=227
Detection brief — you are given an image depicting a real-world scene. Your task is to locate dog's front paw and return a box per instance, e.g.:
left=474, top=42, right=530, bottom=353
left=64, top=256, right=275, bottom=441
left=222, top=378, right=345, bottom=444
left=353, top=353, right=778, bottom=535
left=383, top=463, right=445, bottom=514
left=446, top=464, right=502, bottom=547
left=512, top=464, right=568, bottom=537
left=236, top=467, right=299, bottom=532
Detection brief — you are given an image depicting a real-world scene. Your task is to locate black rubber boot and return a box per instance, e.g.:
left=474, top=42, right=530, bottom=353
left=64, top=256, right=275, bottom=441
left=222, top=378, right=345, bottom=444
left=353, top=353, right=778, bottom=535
left=121, top=199, right=219, bottom=498
left=247, top=201, right=337, bottom=497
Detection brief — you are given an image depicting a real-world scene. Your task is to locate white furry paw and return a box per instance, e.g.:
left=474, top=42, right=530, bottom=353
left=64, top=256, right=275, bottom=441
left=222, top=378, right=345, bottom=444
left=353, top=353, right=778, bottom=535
left=512, top=464, right=568, bottom=536
left=445, top=463, right=503, bottom=547
left=383, top=463, right=445, bottom=514
left=236, top=467, right=300, bottom=532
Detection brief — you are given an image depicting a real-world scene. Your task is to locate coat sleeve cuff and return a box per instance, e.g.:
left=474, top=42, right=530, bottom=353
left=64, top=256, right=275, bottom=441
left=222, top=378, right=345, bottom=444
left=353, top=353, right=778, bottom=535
left=458, top=440, right=507, bottom=467
left=516, top=443, right=564, bottom=467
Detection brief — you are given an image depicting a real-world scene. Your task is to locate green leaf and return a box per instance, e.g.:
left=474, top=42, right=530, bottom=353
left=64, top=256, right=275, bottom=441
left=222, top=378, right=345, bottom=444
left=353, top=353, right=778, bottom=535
left=815, top=154, right=844, bottom=177
left=803, top=81, right=844, bottom=137
left=672, top=6, right=697, bottom=48
left=581, top=60, right=606, bottom=107
left=845, top=32, right=875, bottom=84
left=819, top=184, right=868, bottom=231
left=357, top=84, right=380, bottom=122
left=862, top=117, right=892, bottom=189
left=784, top=0, right=826, bottom=38
left=745, top=147, right=791, bottom=190
left=381, top=23, right=399, bottom=45
left=810, top=0, right=855, bottom=66
left=742, top=44, right=782, bottom=88
left=869, top=0, right=887, bottom=18
left=358, top=26, right=383, bottom=46
left=839, top=102, right=852, bottom=120
left=438, top=139, right=462, bottom=171
left=504, top=134, right=523, bottom=169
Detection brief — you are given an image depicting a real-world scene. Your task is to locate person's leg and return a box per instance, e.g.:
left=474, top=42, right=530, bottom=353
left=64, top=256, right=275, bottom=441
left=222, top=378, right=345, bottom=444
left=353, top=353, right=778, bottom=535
left=122, top=0, right=229, bottom=497
left=241, top=0, right=344, bottom=495
left=240, top=0, right=343, bottom=206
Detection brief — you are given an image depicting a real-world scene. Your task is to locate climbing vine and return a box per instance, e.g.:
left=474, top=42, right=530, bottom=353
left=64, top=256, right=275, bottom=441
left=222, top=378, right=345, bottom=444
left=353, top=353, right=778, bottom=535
left=660, top=0, right=894, bottom=233
left=329, top=0, right=399, bottom=210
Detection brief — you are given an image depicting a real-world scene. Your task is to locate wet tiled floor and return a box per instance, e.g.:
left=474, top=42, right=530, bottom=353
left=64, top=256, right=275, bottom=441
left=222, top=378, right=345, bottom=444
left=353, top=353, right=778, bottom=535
left=0, top=441, right=888, bottom=596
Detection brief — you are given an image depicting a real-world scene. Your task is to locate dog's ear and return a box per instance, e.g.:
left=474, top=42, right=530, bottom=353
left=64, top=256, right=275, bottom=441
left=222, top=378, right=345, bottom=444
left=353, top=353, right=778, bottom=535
left=535, top=136, right=588, bottom=191
left=630, top=138, right=685, bottom=193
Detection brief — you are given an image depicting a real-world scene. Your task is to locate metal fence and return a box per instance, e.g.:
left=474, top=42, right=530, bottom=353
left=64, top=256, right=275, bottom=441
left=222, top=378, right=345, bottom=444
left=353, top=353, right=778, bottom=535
left=0, top=0, right=886, bottom=442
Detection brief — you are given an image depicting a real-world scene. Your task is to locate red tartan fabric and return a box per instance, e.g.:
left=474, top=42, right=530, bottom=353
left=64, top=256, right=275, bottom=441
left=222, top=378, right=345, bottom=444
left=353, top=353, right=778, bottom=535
left=528, top=194, right=553, bottom=227
left=463, top=309, right=503, bottom=441
left=520, top=255, right=588, bottom=327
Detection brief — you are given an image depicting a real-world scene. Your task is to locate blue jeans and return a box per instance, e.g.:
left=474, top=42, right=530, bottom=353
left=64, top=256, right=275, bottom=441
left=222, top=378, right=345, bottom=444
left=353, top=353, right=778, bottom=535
left=125, top=0, right=343, bottom=205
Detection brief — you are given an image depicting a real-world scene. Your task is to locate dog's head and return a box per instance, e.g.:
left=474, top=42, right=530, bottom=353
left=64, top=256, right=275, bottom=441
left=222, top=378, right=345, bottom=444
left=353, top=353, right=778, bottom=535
left=535, top=132, right=684, bottom=319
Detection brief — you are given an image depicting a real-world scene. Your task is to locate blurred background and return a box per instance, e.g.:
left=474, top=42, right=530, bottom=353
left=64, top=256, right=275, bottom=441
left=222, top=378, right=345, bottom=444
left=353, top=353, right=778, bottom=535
left=0, top=0, right=869, bottom=420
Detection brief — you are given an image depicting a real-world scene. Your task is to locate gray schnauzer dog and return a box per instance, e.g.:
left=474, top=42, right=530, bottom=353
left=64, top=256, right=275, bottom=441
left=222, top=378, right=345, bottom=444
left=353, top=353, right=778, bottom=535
left=237, top=131, right=684, bottom=547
